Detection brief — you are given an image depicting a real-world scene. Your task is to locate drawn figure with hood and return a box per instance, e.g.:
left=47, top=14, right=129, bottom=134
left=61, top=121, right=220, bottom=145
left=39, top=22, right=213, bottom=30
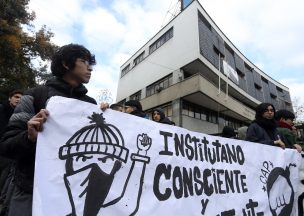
left=152, top=108, right=175, bottom=125
left=59, top=113, right=152, bottom=216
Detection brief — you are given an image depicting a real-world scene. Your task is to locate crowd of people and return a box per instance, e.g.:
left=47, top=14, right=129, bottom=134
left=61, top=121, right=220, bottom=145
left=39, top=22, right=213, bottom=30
left=221, top=102, right=302, bottom=153
left=0, top=43, right=302, bottom=215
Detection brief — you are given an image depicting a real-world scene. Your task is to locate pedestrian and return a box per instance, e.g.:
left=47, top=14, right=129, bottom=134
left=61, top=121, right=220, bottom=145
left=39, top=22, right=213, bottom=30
left=275, top=109, right=302, bottom=152
left=124, top=100, right=147, bottom=118
left=152, top=108, right=175, bottom=125
left=246, top=103, right=285, bottom=149
left=221, top=126, right=236, bottom=138
left=0, top=44, right=98, bottom=216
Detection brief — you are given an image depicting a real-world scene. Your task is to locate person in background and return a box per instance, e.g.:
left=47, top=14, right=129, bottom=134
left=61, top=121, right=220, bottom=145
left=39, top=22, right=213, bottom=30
left=246, top=103, right=285, bottom=149
left=0, top=90, right=23, bottom=201
left=221, top=126, right=236, bottom=138
left=110, top=103, right=123, bottom=112
left=152, top=108, right=175, bottom=125
left=275, top=109, right=302, bottom=153
left=237, top=126, right=248, bottom=140
left=0, top=44, right=97, bottom=216
left=0, top=90, right=23, bottom=137
left=124, top=100, right=147, bottom=118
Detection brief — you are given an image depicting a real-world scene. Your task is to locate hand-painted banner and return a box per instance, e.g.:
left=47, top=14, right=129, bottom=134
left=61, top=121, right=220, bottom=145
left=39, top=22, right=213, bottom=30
left=33, top=96, right=301, bottom=216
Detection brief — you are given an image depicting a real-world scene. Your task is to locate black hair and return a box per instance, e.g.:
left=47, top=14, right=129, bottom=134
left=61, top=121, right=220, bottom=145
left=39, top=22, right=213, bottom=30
left=222, top=126, right=236, bottom=138
left=51, top=44, right=96, bottom=77
left=275, top=109, right=295, bottom=121
left=110, top=103, right=123, bottom=111
left=9, top=89, right=23, bottom=98
left=124, top=100, right=142, bottom=111
left=255, top=102, right=275, bottom=120
left=152, top=108, right=165, bottom=121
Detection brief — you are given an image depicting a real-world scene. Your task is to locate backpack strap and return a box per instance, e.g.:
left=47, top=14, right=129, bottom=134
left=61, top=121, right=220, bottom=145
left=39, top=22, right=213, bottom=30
left=32, top=86, right=49, bottom=114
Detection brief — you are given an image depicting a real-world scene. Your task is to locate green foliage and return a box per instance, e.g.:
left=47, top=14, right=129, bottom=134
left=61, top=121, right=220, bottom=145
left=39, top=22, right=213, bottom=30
left=0, top=0, right=58, bottom=101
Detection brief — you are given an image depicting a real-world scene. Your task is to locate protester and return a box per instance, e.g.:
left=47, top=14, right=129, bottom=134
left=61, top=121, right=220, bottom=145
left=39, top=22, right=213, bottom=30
left=237, top=126, right=248, bottom=140
left=0, top=44, right=97, bottom=216
left=151, top=108, right=175, bottom=125
left=0, top=90, right=23, bottom=202
left=221, top=126, right=236, bottom=138
left=0, top=90, right=23, bottom=137
left=124, top=100, right=147, bottom=118
left=275, top=109, right=302, bottom=153
left=246, top=102, right=285, bottom=149
left=110, top=103, right=123, bottom=112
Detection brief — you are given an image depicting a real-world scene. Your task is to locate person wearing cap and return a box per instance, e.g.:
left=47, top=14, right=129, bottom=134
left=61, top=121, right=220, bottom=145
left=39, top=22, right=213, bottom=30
left=124, top=100, right=147, bottom=118
left=152, top=108, right=175, bottom=125
left=0, top=44, right=97, bottom=215
left=246, top=103, right=285, bottom=149
left=275, top=109, right=302, bottom=153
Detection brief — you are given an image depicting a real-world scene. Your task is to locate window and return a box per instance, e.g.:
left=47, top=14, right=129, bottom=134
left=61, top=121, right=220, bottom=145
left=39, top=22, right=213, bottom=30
left=254, top=83, right=262, bottom=90
left=276, top=86, right=283, bottom=92
left=236, top=68, right=245, bottom=78
left=261, top=76, right=268, bottom=83
left=146, top=74, right=173, bottom=97
left=198, top=11, right=211, bottom=30
left=121, top=64, right=130, bottom=77
left=270, top=93, right=277, bottom=99
left=149, top=27, right=173, bottom=54
left=182, top=101, right=217, bottom=124
left=133, top=51, right=145, bottom=67
left=130, top=90, right=141, bottom=101
left=244, top=63, right=253, bottom=71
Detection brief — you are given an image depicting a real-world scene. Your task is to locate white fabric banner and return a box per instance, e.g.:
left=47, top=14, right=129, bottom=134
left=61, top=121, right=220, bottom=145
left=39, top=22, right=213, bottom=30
left=223, top=60, right=239, bottom=85
left=33, top=96, right=301, bottom=216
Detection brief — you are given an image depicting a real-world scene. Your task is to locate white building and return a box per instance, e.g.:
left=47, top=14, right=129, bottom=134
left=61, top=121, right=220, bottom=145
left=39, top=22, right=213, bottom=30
left=116, top=0, right=292, bottom=134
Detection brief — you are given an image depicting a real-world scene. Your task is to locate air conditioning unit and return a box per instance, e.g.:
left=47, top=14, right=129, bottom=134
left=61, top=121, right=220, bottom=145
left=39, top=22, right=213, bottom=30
left=155, top=85, right=163, bottom=93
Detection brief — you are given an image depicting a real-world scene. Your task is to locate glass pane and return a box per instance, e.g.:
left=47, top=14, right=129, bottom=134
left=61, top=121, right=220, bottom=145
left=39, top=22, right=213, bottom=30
left=194, top=112, right=200, bottom=119
left=167, top=105, right=173, bottom=116
left=169, top=76, right=173, bottom=86
left=189, top=106, right=194, bottom=117
left=182, top=103, right=188, bottom=115
left=163, top=79, right=169, bottom=88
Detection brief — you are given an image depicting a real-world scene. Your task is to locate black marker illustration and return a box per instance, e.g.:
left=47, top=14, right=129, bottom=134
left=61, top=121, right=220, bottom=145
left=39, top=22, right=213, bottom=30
left=260, top=161, right=296, bottom=216
left=59, top=112, right=152, bottom=216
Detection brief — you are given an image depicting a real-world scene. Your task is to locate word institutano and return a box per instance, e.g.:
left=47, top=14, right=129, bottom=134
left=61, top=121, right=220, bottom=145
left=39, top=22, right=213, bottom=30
left=153, top=131, right=247, bottom=201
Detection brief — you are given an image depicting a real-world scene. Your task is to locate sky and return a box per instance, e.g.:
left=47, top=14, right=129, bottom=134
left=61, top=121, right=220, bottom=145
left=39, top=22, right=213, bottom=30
left=28, top=0, right=304, bottom=107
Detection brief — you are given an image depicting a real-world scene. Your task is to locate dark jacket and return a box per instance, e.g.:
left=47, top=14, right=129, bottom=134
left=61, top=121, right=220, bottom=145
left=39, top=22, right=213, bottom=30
left=246, top=122, right=279, bottom=146
left=0, top=102, right=14, bottom=191
left=130, top=110, right=147, bottom=118
left=0, top=102, right=14, bottom=138
left=0, top=77, right=97, bottom=193
left=276, top=121, right=296, bottom=149
left=152, top=108, right=175, bottom=125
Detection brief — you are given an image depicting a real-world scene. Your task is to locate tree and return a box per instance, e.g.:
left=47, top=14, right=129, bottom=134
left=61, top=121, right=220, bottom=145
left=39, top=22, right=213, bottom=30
left=292, top=97, right=304, bottom=123
left=0, top=0, right=58, bottom=101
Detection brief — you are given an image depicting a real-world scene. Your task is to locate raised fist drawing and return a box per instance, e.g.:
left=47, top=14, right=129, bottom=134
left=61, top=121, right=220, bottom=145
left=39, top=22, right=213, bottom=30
left=267, top=165, right=295, bottom=216
left=137, top=133, right=152, bottom=155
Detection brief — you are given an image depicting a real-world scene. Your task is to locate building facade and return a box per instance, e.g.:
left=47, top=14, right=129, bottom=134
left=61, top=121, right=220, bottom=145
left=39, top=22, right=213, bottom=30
left=116, top=0, right=292, bottom=134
